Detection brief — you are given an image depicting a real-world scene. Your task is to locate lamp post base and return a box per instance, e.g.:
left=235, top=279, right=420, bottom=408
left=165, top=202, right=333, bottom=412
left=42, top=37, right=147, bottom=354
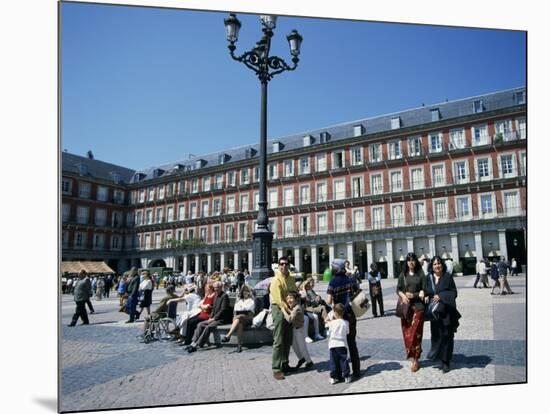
left=249, top=228, right=273, bottom=288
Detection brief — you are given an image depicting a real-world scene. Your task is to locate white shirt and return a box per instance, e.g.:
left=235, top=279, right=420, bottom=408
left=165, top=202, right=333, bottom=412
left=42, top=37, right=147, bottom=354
left=326, top=318, right=349, bottom=349
left=479, top=261, right=487, bottom=275
left=184, top=292, right=201, bottom=311
left=234, top=298, right=255, bottom=313
left=139, top=280, right=153, bottom=291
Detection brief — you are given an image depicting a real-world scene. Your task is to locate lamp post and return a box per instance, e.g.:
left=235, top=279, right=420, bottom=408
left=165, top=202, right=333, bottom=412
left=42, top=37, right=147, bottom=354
left=224, top=14, right=303, bottom=283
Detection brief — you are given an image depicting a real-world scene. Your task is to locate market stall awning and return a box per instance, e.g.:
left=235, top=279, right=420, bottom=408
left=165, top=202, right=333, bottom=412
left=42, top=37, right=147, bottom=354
left=61, top=261, right=115, bottom=275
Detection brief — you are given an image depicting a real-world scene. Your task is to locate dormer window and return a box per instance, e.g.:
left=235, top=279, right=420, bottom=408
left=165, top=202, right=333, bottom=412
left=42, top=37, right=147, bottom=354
left=110, top=171, right=122, bottom=184
left=515, top=91, right=525, bottom=105
left=245, top=148, right=256, bottom=159
left=75, top=163, right=88, bottom=176
left=218, top=154, right=230, bottom=164
left=353, top=125, right=364, bottom=137
left=273, top=142, right=282, bottom=153
left=473, top=100, right=484, bottom=113
left=391, top=117, right=401, bottom=130
left=431, top=108, right=440, bottom=122
left=153, top=168, right=165, bottom=178
left=133, top=172, right=146, bottom=182
left=173, top=164, right=184, bottom=171
left=320, top=132, right=331, bottom=143
left=303, top=135, right=313, bottom=147
left=194, top=159, right=206, bottom=169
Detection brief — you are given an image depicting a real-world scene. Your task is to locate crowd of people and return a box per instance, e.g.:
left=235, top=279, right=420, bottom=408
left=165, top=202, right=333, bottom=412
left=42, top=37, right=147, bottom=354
left=66, top=253, right=523, bottom=384
left=473, top=256, right=518, bottom=295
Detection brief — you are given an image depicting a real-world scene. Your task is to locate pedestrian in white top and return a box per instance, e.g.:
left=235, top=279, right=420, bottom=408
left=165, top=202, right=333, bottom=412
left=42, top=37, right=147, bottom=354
left=511, top=258, right=518, bottom=276
left=325, top=303, right=350, bottom=384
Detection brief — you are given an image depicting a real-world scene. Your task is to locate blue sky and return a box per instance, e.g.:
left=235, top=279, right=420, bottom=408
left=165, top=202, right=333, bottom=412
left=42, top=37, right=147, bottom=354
left=61, top=2, right=526, bottom=170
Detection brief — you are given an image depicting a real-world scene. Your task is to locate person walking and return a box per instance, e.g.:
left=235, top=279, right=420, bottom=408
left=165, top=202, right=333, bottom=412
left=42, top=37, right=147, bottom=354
left=511, top=258, right=518, bottom=276
left=498, top=257, right=514, bottom=295
left=490, top=261, right=501, bottom=295
left=396, top=252, right=427, bottom=373
left=270, top=256, right=298, bottom=380
left=479, top=259, right=490, bottom=288
left=125, top=267, right=141, bottom=323
left=138, top=271, right=154, bottom=318
left=367, top=263, right=385, bottom=317
left=68, top=270, right=93, bottom=327
left=326, top=258, right=361, bottom=381
left=425, top=256, right=462, bottom=373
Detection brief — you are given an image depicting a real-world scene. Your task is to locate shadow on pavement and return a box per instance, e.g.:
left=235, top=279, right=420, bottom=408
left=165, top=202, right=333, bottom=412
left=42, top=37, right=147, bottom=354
left=365, top=361, right=403, bottom=374
left=452, top=354, right=492, bottom=367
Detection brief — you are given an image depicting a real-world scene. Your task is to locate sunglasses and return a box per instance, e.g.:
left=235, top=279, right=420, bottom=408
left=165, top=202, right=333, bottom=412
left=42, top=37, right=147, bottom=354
left=279, top=262, right=289, bottom=266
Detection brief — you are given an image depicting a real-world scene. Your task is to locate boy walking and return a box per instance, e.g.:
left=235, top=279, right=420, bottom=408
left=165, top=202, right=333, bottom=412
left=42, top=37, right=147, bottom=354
left=325, top=303, right=351, bottom=384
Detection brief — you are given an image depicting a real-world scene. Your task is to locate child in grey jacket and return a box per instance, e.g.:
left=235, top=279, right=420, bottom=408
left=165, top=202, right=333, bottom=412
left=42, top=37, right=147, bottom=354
left=281, top=291, right=314, bottom=370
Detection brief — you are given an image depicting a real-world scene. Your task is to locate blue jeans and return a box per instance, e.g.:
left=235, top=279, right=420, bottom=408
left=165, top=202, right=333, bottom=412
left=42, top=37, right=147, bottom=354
left=127, top=295, right=140, bottom=321
left=329, top=347, right=350, bottom=379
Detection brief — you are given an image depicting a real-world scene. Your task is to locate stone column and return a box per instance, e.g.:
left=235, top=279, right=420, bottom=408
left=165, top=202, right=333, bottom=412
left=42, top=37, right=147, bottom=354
left=277, top=248, right=283, bottom=261
left=294, top=247, right=301, bottom=270
left=183, top=255, right=188, bottom=273
left=450, top=233, right=459, bottom=261
left=219, top=252, right=225, bottom=270
left=346, top=242, right=354, bottom=265
left=207, top=253, right=212, bottom=274
left=194, top=254, right=200, bottom=273
left=328, top=243, right=335, bottom=265
left=366, top=240, right=374, bottom=267
left=498, top=229, right=508, bottom=260
left=248, top=250, right=253, bottom=272
left=310, top=245, right=318, bottom=275
left=234, top=251, right=240, bottom=271
left=428, top=235, right=436, bottom=258
left=386, top=239, right=394, bottom=278
left=474, top=231, right=483, bottom=262
left=406, top=237, right=414, bottom=254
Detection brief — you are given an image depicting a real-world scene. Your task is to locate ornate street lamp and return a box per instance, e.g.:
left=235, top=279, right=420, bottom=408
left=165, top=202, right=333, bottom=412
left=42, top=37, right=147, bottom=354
left=224, top=13, right=303, bottom=283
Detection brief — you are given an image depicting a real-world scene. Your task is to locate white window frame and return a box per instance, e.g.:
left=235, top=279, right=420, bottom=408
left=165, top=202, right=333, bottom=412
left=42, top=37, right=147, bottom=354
left=299, top=184, right=310, bottom=204
left=212, top=198, right=222, bottom=216
left=240, top=169, right=250, bottom=185
left=478, top=192, right=496, bottom=219
left=227, top=171, right=236, bottom=187
left=429, top=132, right=443, bottom=153
left=502, top=190, right=520, bottom=216
left=408, top=136, right=422, bottom=157
left=238, top=221, right=249, bottom=241
left=495, top=119, right=514, bottom=142
left=516, top=117, right=526, bottom=139
left=148, top=187, right=155, bottom=201
left=299, top=156, right=310, bottom=175
left=333, top=210, right=346, bottom=233
left=387, top=140, right=402, bottom=160
left=449, top=128, right=465, bottom=150
left=254, top=192, right=259, bottom=211
left=372, top=206, right=384, bottom=230
left=352, top=208, right=365, bottom=232
left=369, top=143, right=382, bottom=163
left=519, top=151, right=526, bottom=176
left=203, top=177, right=211, bottom=191
left=333, top=179, right=346, bottom=200
left=472, top=124, right=489, bottom=146
left=215, top=174, right=224, bottom=190
left=390, top=203, right=405, bottom=228
left=225, top=224, right=235, bottom=242
left=332, top=150, right=346, bottom=169
left=316, top=153, right=327, bottom=172
left=455, top=195, right=472, bottom=221
left=316, top=181, right=327, bottom=202
left=299, top=215, right=310, bottom=235
left=453, top=160, right=469, bottom=184
left=474, top=156, right=493, bottom=182
left=213, top=225, right=221, bottom=243
left=201, top=200, right=209, bottom=218
left=189, top=203, right=198, bottom=219
left=268, top=189, right=278, bottom=208
left=268, top=163, right=278, bottom=179
left=283, top=187, right=294, bottom=207
left=226, top=197, right=235, bottom=214
left=351, top=175, right=363, bottom=198
left=412, top=201, right=426, bottom=225
left=158, top=185, right=165, bottom=200
left=191, top=179, right=199, bottom=194
left=96, top=186, right=108, bottom=202
left=145, top=209, right=153, bottom=225
left=283, top=217, right=293, bottom=238
left=283, top=160, right=294, bottom=177
left=370, top=173, right=383, bottom=195
left=389, top=169, right=403, bottom=193
left=432, top=198, right=448, bottom=224
left=410, top=167, right=424, bottom=190
left=240, top=193, right=249, bottom=212
left=199, top=227, right=207, bottom=242
left=178, top=203, right=186, bottom=220
left=316, top=213, right=328, bottom=235
left=350, top=146, right=364, bottom=166
left=431, top=163, right=446, bottom=188
left=498, top=152, right=517, bottom=178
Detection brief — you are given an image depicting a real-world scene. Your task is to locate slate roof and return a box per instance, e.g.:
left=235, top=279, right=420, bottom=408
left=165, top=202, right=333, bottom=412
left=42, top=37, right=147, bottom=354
left=62, top=152, right=136, bottom=185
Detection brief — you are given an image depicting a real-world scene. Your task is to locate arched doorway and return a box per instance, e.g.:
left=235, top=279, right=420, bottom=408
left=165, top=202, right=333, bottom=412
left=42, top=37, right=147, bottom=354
left=149, top=259, right=167, bottom=268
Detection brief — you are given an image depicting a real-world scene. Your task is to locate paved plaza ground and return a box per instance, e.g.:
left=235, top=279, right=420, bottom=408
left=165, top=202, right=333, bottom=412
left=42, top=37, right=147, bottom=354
left=59, top=274, right=526, bottom=412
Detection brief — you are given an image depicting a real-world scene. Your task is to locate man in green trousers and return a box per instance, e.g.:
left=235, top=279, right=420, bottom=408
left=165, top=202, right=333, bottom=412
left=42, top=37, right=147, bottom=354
left=270, top=256, right=297, bottom=380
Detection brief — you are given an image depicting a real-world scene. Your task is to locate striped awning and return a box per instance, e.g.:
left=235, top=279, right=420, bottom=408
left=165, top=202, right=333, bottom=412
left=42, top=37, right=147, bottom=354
left=61, top=261, right=115, bottom=275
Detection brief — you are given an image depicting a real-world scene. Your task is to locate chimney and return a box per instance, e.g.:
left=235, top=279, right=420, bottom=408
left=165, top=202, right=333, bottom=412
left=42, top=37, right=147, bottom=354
left=87, top=150, right=94, bottom=160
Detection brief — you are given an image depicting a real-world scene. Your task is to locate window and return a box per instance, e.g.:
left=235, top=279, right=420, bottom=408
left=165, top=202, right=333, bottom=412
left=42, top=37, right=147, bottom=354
left=239, top=222, right=248, bottom=241
left=495, top=119, right=514, bottom=141
left=111, top=211, right=122, bottom=228
left=479, top=194, right=495, bottom=218
left=283, top=188, right=294, bottom=207
left=74, top=231, right=85, bottom=248
left=503, top=191, right=520, bottom=216
left=370, top=174, right=383, bottom=195
left=411, top=168, right=424, bottom=190
left=155, top=233, right=161, bottom=249
left=148, top=187, right=155, bottom=201
left=332, top=151, right=345, bottom=169
left=350, top=147, right=363, bottom=165
left=62, top=179, right=72, bottom=194
left=114, top=190, right=124, bottom=204
left=135, top=211, right=143, bottom=226
left=334, top=211, right=345, bottom=233
left=412, top=202, right=425, bottom=225
left=476, top=158, right=491, bottom=181
left=352, top=177, right=363, bottom=198
left=449, top=128, right=465, bottom=149
left=317, top=214, right=327, bottom=234
left=283, top=218, right=293, bottom=238
left=240, top=194, right=249, bottom=212
left=391, top=117, right=401, bottom=129
left=268, top=163, right=278, bottom=179
left=320, top=132, right=331, bottom=143
left=240, top=169, right=250, bottom=185
left=76, top=206, right=89, bottom=224
left=225, top=225, right=235, bottom=242
left=299, top=157, right=310, bottom=174
left=303, top=135, right=312, bottom=147
left=300, top=216, right=309, bottom=235
left=62, top=231, right=69, bottom=248
left=388, top=141, right=402, bottom=160
left=268, top=219, right=276, bottom=238
left=433, top=199, right=448, bottom=223
left=178, top=181, right=186, bottom=194
left=390, top=171, right=403, bottom=192
left=178, top=204, right=186, bottom=220
left=472, top=124, right=489, bottom=146
left=190, top=203, right=198, bottom=219
left=167, top=206, right=174, bottom=222
left=93, top=233, right=104, bottom=249
left=146, top=209, right=153, bottom=224
left=500, top=154, right=515, bottom=177
left=391, top=204, right=404, bottom=227
left=431, top=108, right=440, bottom=122
left=254, top=192, right=259, bottom=210
left=515, top=91, right=525, bottom=104
left=300, top=185, right=310, bottom=204
left=268, top=189, right=278, bottom=208
left=253, top=167, right=260, bottom=183
left=334, top=179, right=345, bottom=200
left=166, top=183, right=174, bottom=198
left=191, top=179, right=199, bottom=193
left=516, top=117, right=526, bottom=139
left=454, top=161, right=469, bottom=184
left=215, top=174, right=224, bottom=190
left=273, top=142, right=281, bottom=153
left=62, top=204, right=70, bottom=222
left=519, top=152, right=526, bottom=176
left=353, top=125, right=364, bottom=137
left=203, top=177, right=211, bottom=191
left=283, top=160, right=294, bottom=177
left=408, top=136, right=422, bottom=156
left=369, top=144, right=382, bottom=162
left=165, top=231, right=173, bottom=244
left=213, top=199, right=222, bottom=216
left=456, top=196, right=471, bottom=220
left=158, top=185, right=165, bottom=200
left=227, top=171, right=236, bottom=187
left=144, top=234, right=151, bottom=249
left=429, top=132, right=443, bottom=153
left=431, top=164, right=445, bottom=187
left=226, top=197, right=235, bottom=214
left=79, top=182, right=91, bottom=199
left=372, top=207, right=384, bottom=229
left=316, top=154, right=327, bottom=172
left=316, top=182, right=327, bottom=202
left=353, top=209, right=364, bottom=231
left=138, top=189, right=145, bottom=203
left=473, top=99, right=484, bottom=113
left=187, top=229, right=194, bottom=240
left=126, top=212, right=134, bottom=227
left=156, top=207, right=163, bottom=224
left=213, top=226, right=220, bottom=243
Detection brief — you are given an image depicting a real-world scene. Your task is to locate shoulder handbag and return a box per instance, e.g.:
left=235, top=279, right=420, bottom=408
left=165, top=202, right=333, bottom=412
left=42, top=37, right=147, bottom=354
left=395, top=276, right=412, bottom=319
left=351, top=289, right=370, bottom=317
left=424, top=274, right=441, bottom=321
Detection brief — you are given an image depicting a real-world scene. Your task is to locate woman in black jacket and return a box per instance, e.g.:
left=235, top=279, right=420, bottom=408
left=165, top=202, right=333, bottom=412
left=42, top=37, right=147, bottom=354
left=425, top=255, right=461, bottom=373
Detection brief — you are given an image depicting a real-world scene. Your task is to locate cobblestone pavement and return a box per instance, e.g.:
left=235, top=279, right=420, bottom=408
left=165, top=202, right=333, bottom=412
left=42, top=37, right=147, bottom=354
left=60, top=275, right=526, bottom=412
